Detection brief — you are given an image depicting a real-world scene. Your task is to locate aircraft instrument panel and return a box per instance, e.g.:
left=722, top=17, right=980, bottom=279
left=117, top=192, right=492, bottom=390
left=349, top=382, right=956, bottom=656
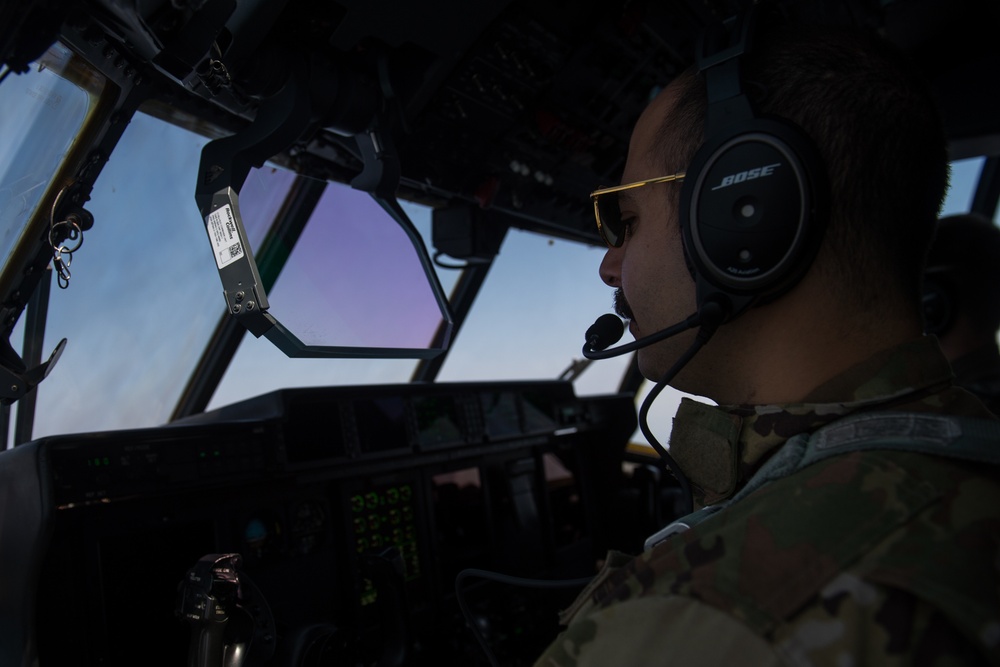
left=1, top=381, right=639, bottom=666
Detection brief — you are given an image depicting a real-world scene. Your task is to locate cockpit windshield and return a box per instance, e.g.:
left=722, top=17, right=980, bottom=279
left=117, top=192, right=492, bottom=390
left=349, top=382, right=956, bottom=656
left=10, top=107, right=456, bottom=437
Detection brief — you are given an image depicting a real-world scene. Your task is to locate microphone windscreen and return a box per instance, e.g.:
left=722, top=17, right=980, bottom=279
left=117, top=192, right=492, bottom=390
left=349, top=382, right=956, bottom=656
left=586, top=314, right=625, bottom=351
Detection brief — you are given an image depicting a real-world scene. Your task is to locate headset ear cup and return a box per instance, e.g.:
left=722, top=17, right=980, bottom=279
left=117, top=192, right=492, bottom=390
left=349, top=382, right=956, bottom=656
left=679, top=116, right=828, bottom=318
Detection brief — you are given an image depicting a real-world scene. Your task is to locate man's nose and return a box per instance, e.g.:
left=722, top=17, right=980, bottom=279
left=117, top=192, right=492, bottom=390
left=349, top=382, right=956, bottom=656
left=599, top=245, right=623, bottom=288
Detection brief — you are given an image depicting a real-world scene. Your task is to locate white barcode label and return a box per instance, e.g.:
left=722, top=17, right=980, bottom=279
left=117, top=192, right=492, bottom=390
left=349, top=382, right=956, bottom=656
left=205, top=204, right=245, bottom=269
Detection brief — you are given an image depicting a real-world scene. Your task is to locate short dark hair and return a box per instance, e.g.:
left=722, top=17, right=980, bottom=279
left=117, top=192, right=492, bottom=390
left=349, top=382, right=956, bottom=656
left=658, top=22, right=949, bottom=319
left=926, top=213, right=1000, bottom=334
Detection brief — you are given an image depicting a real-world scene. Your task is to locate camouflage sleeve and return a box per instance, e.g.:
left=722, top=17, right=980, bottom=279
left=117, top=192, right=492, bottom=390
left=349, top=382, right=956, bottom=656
left=533, top=447, right=999, bottom=666
left=772, top=572, right=991, bottom=666
left=533, top=594, right=783, bottom=667
left=534, top=578, right=990, bottom=667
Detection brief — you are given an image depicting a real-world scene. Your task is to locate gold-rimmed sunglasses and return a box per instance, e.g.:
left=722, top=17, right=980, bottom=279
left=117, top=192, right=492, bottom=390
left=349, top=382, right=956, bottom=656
left=590, top=172, right=686, bottom=247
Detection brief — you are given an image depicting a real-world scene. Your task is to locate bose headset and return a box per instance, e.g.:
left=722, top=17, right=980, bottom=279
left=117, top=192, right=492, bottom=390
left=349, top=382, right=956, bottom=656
left=586, top=6, right=831, bottom=357
left=679, top=7, right=830, bottom=323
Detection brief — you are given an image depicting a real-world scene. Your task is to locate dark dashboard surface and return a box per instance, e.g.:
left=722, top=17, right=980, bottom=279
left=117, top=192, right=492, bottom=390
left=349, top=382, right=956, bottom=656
left=2, top=380, right=643, bottom=665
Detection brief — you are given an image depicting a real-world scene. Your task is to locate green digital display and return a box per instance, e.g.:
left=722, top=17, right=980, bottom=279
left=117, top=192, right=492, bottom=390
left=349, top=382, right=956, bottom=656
left=350, top=482, right=420, bottom=606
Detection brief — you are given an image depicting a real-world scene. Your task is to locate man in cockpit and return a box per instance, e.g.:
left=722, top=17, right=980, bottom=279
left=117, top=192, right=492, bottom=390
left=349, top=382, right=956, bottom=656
left=536, top=14, right=1000, bottom=667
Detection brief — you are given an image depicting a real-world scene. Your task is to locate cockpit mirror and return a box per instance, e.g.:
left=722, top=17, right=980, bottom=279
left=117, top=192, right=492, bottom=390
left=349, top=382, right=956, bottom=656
left=195, top=76, right=452, bottom=359
left=242, top=168, right=454, bottom=357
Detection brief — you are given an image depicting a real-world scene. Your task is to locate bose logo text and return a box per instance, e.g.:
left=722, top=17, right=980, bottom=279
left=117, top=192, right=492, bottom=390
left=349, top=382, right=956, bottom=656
left=711, top=163, right=782, bottom=191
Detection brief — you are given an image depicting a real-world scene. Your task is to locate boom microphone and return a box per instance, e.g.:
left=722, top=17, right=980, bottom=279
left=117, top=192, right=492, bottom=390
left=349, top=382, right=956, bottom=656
left=582, top=312, right=703, bottom=360
left=585, top=314, right=626, bottom=351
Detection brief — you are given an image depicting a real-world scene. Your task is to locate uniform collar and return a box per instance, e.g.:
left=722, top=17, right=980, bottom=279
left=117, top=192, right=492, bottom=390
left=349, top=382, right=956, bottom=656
left=667, top=336, right=968, bottom=507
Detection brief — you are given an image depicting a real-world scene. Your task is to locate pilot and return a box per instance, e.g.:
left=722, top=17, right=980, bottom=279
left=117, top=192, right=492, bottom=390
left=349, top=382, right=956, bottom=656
left=536, top=13, right=1000, bottom=667
left=924, top=213, right=1000, bottom=414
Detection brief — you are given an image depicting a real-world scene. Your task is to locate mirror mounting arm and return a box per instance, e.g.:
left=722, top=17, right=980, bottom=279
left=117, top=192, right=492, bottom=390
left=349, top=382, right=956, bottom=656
left=350, top=116, right=401, bottom=200
left=194, top=74, right=313, bottom=338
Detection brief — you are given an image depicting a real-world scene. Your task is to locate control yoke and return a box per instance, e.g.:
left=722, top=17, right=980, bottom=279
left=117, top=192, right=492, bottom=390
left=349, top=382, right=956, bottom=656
left=176, top=553, right=275, bottom=667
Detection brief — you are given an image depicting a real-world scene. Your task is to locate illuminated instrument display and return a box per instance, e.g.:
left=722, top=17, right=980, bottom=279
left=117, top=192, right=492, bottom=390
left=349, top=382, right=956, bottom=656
left=350, top=481, right=420, bottom=606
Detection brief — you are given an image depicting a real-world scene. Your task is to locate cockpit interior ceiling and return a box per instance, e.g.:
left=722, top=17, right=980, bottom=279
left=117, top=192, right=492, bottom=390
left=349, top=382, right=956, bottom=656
left=3, top=0, right=997, bottom=245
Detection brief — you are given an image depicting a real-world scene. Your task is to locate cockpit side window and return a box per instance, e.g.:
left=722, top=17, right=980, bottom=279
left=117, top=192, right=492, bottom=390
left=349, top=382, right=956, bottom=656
left=0, top=43, right=102, bottom=289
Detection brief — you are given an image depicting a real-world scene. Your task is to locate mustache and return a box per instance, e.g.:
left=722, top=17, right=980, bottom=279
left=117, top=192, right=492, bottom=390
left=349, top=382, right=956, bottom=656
left=613, top=288, right=634, bottom=321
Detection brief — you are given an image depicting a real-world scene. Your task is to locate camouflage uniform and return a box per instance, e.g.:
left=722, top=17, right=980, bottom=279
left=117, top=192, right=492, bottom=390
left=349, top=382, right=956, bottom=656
left=535, top=337, right=1000, bottom=666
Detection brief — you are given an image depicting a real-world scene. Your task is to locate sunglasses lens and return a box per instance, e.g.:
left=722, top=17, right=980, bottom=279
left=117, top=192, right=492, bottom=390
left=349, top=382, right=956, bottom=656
left=595, top=193, right=623, bottom=247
